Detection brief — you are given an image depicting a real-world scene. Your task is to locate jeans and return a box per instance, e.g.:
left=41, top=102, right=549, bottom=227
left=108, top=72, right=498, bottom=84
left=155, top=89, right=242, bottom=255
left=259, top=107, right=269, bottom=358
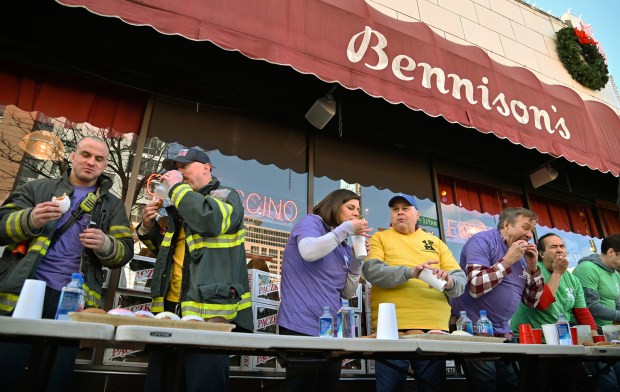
left=144, top=349, right=230, bottom=392
left=463, top=359, right=518, bottom=392
left=375, top=359, right=446, bottom=392
left=144, top=300, right=231, bottom=391
left=587, top=361, right=620, bottom=392
left=278, top=325, right=342, bottom=392
left=1, top=286, right=78, bottom=392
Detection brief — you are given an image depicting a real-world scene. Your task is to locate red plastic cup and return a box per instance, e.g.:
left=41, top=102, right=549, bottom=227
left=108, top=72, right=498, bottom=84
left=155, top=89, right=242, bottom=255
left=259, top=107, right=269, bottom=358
left=531, top=328, right=542, bottom=344
left=519, top=324, right=534, bottom=344
left=593, top=335, right=606, bottom=344
left=570, top=327, right=578, bottom=345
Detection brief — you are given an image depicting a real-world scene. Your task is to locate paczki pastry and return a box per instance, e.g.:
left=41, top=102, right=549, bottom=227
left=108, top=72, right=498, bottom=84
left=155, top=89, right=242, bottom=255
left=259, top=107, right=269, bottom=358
left=51, top=193, right=71, bottom=213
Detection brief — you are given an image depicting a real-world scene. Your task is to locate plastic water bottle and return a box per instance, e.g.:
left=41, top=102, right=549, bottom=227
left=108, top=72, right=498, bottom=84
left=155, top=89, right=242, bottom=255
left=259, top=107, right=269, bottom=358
left=456, top=310, right=474, bottom=335
left=336, top=299, right=356, bottom=338
left=556, top=313, right=572, bottom=345
left=476, top=310, right=494, bottom=336
left=55, top=273, right=86, bottom=320
left=319, top=306, right=333, bottom=338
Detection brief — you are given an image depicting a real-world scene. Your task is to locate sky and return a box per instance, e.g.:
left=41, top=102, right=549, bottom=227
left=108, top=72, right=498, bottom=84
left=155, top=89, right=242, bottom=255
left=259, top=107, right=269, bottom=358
left=527, top=1, right=620, bottom=80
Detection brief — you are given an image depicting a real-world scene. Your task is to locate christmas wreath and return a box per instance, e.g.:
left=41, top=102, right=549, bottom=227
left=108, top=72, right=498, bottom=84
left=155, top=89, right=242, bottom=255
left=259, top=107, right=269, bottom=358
left=556, top=26, right=609, bottom=91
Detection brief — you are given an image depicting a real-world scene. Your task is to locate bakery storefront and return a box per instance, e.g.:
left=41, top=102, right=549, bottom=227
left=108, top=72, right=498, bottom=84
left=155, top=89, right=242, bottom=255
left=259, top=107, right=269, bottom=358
left=1, top=0, right=619, bottom=386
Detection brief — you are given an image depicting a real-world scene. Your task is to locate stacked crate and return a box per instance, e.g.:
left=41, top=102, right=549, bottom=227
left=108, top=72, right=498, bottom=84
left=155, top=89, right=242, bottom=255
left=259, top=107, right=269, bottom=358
left=236, top=269, right=281, bottom=373
left=340, top=283, right=365, bottom=374
left=103, top=255, right=156, bottom=367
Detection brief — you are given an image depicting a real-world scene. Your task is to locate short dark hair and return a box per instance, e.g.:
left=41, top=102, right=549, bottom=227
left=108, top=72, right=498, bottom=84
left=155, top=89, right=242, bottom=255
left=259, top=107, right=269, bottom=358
left=313, top=189, right=360, bottom=227
left=497, top=207, right=538, bottom=230
left=537, top=232, right=561, bottom=255
left=601, top=234, right=620, bottom=254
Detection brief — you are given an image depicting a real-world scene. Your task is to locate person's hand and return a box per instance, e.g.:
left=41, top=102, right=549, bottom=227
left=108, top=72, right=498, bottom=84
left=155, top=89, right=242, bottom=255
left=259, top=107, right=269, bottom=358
left=351, top=218, right=372, bottom=237
left=524, top=243, right=539, bottom=273
left=162, top=170, right=183, bottom=188
left=30, top=201, right=62, bottom=228
left=504, top=240, right=530, bottom=266
left=141, top=199, right=162, bottom=230
left=409, top=260, right=439, bottom=279
left=551, top=255, right=569, bottom=275
left=79, top=228, right=106, bottom=251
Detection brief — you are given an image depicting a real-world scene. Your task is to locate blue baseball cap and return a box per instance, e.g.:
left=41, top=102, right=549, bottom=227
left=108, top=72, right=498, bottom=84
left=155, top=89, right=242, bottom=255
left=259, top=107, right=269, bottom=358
left=163, top=147, right=211, bottom=170
left=388, top=194, right=418, bottom=209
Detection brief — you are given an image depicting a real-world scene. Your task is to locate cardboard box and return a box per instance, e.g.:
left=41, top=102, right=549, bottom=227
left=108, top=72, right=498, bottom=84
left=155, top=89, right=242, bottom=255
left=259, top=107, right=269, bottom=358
left=252, top=302, right=279, bottom=334
left=251, top=354, right=280, bottom=372
left=248, top=269, right=281, bottom=305
left=363, top=282, right=372, bottom=313
left=367, top=359, right=375, bottom=375
left=248, top=300, right=281, bottom=372
left=347, top=284, right=362, bottom=313
left=341, top=357, right=366, bottom=374
left=113, top=292, right=152, bottom=312
left=103, top=292, right=153, bottom=366
left=118, top=255, right=156, bottom=293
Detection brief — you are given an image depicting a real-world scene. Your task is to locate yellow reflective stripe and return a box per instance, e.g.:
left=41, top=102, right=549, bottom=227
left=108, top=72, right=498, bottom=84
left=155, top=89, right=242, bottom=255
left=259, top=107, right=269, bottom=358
left=109, top=239, right=127, bottom=266
left=161, top=232, right=174, bottom=247
left=30, top=236, right=50, bottom=256
left=171, top=184, right=193, bottom=206
left=0, top=292, right=19, bottom=312
left=209, top=196, right=232, bottom=233
left=237, top=292, right=252, bottom=311
left=83, top=284, right=102, bottom=308
left=186, top=230, right=245, bottom=251
left=109, top=225, right=132, bottom=239
left=151, top=297, right=164, bottom=313
left=181, top=299, right=250, bottom=320
left=142, top=239, right=157, bottom=252
left=6, top=209, right=27, bottom=242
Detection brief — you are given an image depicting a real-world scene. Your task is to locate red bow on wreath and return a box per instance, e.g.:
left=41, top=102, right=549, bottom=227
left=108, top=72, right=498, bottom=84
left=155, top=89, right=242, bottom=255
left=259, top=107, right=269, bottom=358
left=574, top=28, right=598, bottom=45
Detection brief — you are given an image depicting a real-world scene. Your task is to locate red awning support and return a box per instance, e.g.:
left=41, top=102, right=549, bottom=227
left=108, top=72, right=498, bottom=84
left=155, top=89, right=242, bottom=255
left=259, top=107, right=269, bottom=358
left=55, top=0, right=620, bottom=175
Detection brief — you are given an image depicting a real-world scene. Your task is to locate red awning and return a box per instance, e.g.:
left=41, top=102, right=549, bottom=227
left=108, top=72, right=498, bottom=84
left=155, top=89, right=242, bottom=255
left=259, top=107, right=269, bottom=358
left=57, top=0, right=620, bottom=176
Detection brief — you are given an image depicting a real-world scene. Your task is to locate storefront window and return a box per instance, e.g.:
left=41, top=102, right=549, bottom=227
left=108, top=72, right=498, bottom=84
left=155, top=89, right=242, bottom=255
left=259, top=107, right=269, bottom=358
left=438, top=175, right=523, bottom=259
left=536, top=226, right=601, bottom=270
left=314, top=178, right=439, bottom=239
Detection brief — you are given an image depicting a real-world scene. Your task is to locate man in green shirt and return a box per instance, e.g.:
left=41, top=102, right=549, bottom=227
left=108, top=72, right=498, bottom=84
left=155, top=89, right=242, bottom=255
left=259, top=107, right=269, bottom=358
left=510, top=233, right=596, bottom=391
left=573, top=234, right=620, bottom=392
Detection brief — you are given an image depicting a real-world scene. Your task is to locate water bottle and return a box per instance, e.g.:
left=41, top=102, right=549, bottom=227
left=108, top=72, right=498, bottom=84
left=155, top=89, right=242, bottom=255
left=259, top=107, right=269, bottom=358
left=456, top=310, right=474, bottom=335
left=475, top=310, right=494, bottom=336
left=319, top=306, right=334, bottom=338
left=336, top=299, right=356, bottom=338
left=556, top=313, right=572, bottom=345
left=55, top=273, right=86, bottom=321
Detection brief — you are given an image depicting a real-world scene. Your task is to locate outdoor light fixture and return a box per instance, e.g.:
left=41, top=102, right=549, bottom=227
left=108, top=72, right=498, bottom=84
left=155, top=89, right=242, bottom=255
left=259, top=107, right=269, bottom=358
left=18, top=130, right=65, bottom=161
left=305, top=85, right=338, bottom=130
left=530, top=165, right=558, bottom=188
left=305, top=94, right=336, bottom=129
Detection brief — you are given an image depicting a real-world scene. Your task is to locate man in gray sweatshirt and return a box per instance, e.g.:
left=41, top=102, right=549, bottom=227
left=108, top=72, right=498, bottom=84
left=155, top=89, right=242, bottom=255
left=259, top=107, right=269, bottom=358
left=573, top=234, right=620, bottom=392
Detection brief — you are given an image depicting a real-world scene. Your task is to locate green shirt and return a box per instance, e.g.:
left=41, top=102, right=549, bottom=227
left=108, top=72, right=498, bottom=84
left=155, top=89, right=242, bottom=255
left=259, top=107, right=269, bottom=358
left=573, top=259, right=620, bottom=328
left=510, top=261, right=586, bottom=339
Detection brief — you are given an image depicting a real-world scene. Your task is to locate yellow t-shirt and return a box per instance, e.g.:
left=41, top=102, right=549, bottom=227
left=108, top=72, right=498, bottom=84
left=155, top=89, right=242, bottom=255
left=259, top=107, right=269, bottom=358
left=165, top=226, right=186, bottom=303
left=368, top=228, right=461, bottom=331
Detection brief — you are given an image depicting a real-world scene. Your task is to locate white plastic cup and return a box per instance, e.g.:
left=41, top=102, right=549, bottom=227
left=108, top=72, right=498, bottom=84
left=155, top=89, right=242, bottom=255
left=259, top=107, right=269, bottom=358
left=418, top=268, right=447, bottom=291
left=351, top=235, right=367, bottom=259
left=153, top=182, right=169, bottom=200
left=541, top=323, right=560, bottom=345
left=12, top=279, right=47, bottom=319
left=602, top=325, right=620, bottom=342
left=575, top=325, right=593, bottom=344
left=376, top=303, right=399, bottom=339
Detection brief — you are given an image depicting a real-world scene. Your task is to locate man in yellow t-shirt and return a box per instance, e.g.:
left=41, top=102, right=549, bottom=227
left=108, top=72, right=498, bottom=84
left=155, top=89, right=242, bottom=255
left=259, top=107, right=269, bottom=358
left=363, top=194, right=465, bottom=392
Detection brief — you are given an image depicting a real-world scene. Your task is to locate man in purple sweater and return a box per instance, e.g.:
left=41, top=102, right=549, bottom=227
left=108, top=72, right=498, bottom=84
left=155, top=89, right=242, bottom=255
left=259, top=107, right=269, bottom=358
left=450, top=207, right=544, bottom=391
